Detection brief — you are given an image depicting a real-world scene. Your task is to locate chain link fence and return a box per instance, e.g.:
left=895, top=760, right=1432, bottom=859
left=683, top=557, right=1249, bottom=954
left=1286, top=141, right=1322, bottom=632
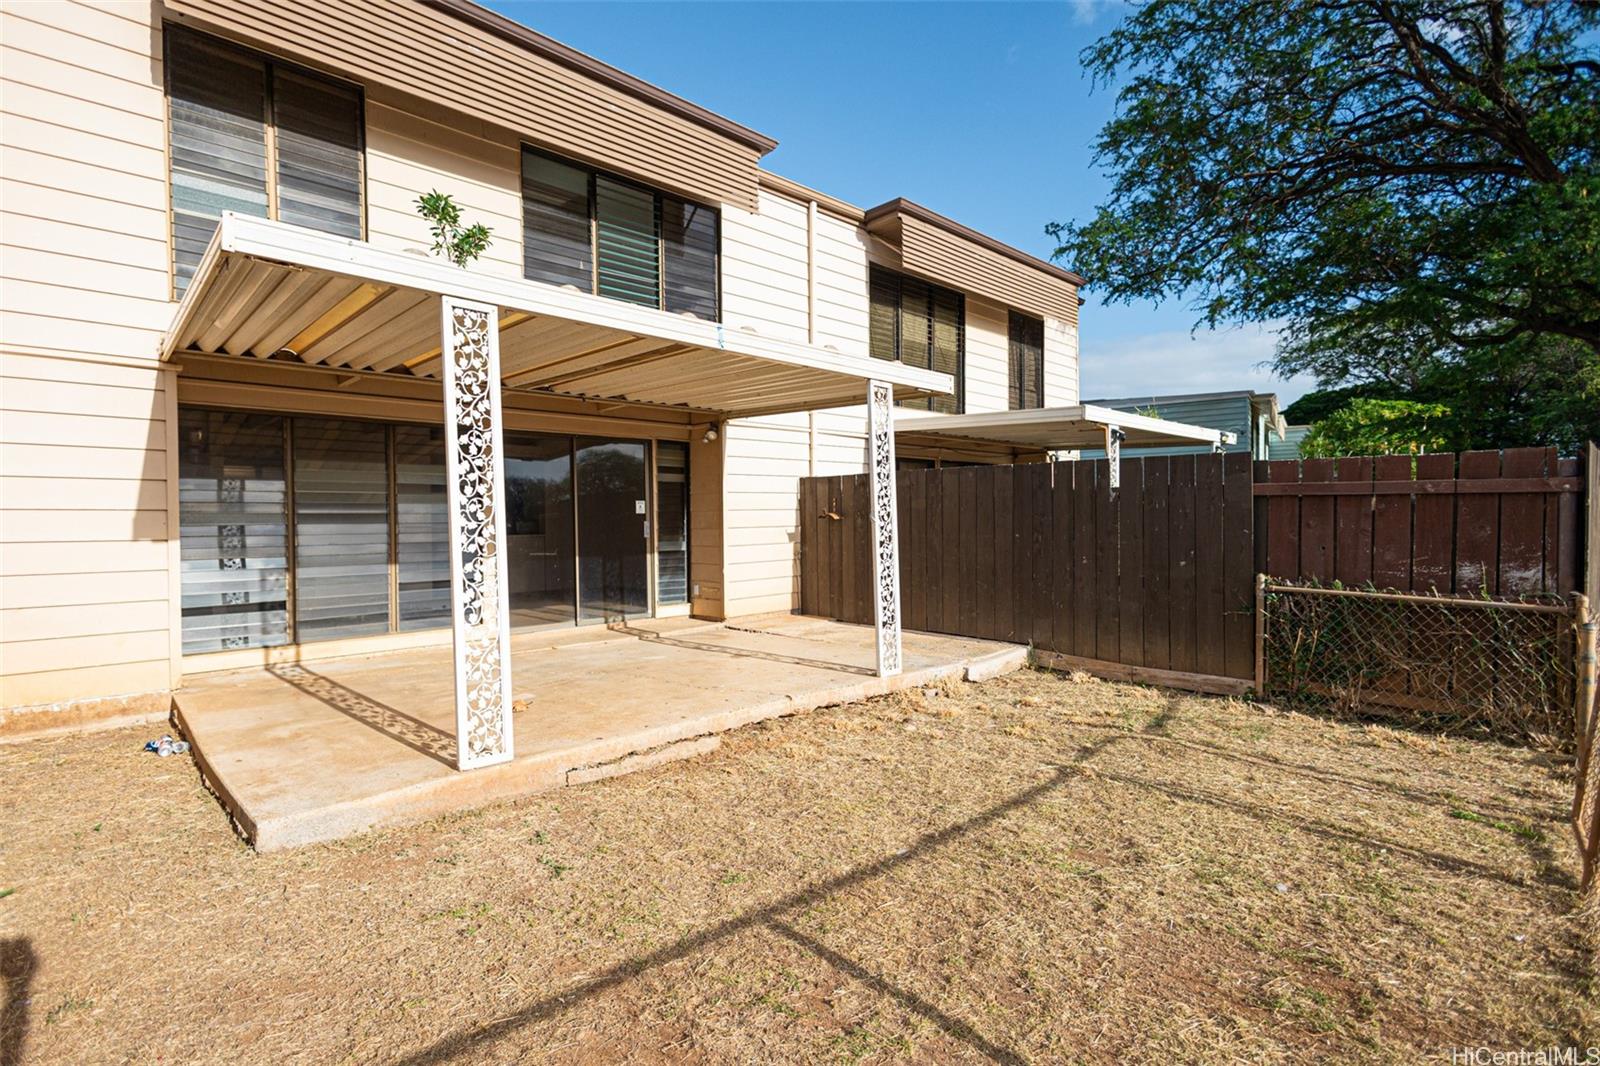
left=1260, top=581, right=1579, bottom=750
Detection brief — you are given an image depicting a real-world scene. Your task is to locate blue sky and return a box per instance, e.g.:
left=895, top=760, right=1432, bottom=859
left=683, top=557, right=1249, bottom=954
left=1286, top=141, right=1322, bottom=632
left=486, top=0, right=1314, bottom=405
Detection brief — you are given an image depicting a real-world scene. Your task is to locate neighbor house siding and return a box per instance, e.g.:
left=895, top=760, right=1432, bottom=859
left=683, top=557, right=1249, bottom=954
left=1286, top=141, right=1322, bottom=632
left=0, top=0, right=179, bottom=716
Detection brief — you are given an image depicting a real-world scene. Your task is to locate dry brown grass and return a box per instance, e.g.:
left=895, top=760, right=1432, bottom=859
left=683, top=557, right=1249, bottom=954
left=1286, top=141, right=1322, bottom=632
left=0, top=668, right=1592, bottom=1064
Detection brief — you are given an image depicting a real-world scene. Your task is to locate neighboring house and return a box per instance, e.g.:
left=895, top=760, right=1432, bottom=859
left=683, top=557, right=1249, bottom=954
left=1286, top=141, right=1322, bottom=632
left=1268, top=425, right=1312, bottom=460
left=0, top=0, right=1084, bottom=731
left=1079, top=391, right=1287, bottom=460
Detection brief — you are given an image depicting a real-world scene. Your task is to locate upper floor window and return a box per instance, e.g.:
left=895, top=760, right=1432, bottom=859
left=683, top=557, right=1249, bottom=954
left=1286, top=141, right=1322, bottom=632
left=521, top=148, right=719, bottom=320
left=1008, top=310, right=1045, bottom=410
left=868, top=264, right=963, bottom=413
left=165, top=26, right=364, bottom=297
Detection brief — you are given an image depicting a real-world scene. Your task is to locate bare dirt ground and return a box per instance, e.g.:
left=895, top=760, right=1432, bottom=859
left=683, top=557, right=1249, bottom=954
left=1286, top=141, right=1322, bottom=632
left=1, top=668, right=1592, bottom=1064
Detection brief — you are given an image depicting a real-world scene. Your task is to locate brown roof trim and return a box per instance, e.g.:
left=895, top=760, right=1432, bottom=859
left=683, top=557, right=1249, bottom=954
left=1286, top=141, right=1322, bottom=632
left=423, top=0, right=780, bottom=155
left=863, top=198, right=1087, bottom=287
left=756, top=171, right=865, bottom=222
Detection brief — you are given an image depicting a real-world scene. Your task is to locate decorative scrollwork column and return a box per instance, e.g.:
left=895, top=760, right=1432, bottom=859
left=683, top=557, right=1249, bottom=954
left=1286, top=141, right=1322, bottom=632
left=867, top=380, right=902, bottom=678
left=441, top=296, right=514, bottom=770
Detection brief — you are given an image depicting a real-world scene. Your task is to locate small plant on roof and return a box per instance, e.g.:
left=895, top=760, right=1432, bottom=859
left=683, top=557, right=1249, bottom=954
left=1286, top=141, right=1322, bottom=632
left=414, top=189, right=492, bottom=268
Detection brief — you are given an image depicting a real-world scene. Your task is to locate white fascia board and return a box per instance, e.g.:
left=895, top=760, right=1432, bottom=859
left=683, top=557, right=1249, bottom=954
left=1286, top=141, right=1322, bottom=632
left=162, top=214, right=953, bottom=397
left=1077, top=404, right=1230, bottom=446
left=894, top=404, right=1233, bottom=448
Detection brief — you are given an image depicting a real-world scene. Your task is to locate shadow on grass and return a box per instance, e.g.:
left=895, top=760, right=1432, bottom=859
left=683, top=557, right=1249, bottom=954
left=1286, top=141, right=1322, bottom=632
left=391, top=720, right=1153, bottom=1065
left=1, top=937, right=37, bottom=1066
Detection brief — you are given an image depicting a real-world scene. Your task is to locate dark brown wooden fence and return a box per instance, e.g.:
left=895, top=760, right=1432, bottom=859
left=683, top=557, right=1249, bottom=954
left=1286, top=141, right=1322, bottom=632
left=800, top=453, right=1257, bottom=686
left=1253, top=446, right=1587, bottom=596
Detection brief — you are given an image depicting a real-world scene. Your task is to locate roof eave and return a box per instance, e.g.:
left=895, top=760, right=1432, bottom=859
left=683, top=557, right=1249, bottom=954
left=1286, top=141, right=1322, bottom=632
left=863, top=198, right=1087, bottom=287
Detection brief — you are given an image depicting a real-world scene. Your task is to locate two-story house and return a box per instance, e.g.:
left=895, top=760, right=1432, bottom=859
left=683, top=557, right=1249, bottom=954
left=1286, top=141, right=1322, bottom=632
left=0, top=0, right=1089, bottom=742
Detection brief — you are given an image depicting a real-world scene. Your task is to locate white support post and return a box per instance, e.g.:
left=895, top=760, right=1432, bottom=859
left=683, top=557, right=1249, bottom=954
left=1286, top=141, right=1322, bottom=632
left=441, top=296, right=515, bottom=770
left=866, top=380, right=902, bottom=678
left=1104, top=424, right=1125, bottom=494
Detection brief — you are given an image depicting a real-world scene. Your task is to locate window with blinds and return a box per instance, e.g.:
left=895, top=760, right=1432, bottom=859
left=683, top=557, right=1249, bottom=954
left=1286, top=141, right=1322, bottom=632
left=292, top=419, right=391, bottom=642
left=656, top=441, right=689, bottom=605
left=662, top=196, right=718, bottom=319
left=165, top=26, right=363, bottom=296
left=521, top=147, right=719, bottom=319
left=1009, top=310, right=1046, bottom=410
left=178, top=409, right=290, bottom=654
left=521, top=150, right=592, bottom=289
left=868, top=265, right=964, bottom=413
left=394, top=426, right=451, bottom=632
left=596, top=176, right=661, bottom=309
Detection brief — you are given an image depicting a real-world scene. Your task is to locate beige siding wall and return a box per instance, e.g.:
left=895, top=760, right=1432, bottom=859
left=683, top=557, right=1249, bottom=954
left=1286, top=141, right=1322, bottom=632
left=1, top=1, right=178, bottom=715
left=720, top=189, right=811, bottom=345
left=1044, top=314, right=1080, bottom=407
left=717, top=191, right=1084, bottom=618
left=363, top=89, right=525, bottom=281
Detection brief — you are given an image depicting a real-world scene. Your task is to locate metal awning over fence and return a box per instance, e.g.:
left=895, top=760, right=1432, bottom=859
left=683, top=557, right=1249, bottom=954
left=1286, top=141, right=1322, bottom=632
left=895, top=405, right=1238, bottom=489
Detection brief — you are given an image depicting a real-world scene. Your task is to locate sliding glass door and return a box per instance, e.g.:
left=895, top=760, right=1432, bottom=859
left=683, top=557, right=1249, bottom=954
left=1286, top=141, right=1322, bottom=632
left=576, top=437, right=650, bottom=622
left=178, top=408, right=677, bottom=652
left=504, top=434, right=576, bottom=627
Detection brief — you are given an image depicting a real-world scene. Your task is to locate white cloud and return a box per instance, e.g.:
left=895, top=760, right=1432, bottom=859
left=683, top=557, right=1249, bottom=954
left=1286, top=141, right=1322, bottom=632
left=1079, top=323, right=1317, bottom=408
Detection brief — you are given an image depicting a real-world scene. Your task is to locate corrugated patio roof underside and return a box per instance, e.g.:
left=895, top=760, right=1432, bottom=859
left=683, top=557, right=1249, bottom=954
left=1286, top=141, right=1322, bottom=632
left=164, top=214, right=953, bottom=419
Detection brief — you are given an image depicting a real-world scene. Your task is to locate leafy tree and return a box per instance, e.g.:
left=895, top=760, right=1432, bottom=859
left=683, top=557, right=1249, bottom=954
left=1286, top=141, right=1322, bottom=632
left=415, top=190, right=493, bottom=268
left=1299, top=398, right=1452, bottom=457
left=1052, top=0, right=1600, bottom=448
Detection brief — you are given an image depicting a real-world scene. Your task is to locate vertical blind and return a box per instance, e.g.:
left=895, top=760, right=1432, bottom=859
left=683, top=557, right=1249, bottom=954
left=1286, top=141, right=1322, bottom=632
left=178, top=409, right=290, bottom=654
left=394, top=426, right=451, bottom=632
left=1008, top=310, right=1045, bottom=410
left=656, top=441, right=689, bottom=605
left=292, top=419, right=391, bottom=642
left=166, top=27, right=362, bottom=295
left=522, top=147, right=719, bottom=319
left=868, top=265, right=964, bottom=413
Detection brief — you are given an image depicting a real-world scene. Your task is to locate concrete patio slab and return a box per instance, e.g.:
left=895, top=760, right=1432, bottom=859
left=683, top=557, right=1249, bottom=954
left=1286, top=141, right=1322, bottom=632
left=173, top=615, right=1025, bottom=851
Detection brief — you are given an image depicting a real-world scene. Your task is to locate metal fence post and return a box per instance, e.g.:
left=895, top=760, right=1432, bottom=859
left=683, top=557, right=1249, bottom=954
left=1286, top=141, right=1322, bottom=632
left=1254, top=573, right=1268, bottom=697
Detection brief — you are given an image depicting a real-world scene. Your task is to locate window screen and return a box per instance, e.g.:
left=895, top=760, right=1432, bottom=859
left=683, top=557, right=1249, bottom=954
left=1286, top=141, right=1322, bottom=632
left=178, top=409, right=289, bottom=654
left=293, top=419, right=391, bottom=641
left=394, top=425, right=450, bottom=632
left=595, top=176, right=661, bottom=309
left=521, top=150, right=593, bottom=289
left=1009, top=310, right=1045, bottom=410
left=662, top=196, right=718, bottom=319
left=656, top=441, right=689, bottom=605
left=868, top=265, right=963, bottom=413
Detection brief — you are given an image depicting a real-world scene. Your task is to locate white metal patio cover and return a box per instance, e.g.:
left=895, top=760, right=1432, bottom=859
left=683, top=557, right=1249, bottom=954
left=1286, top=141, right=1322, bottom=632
left=894, top=405, right=1238, bottom=489
left=162, top=213, right=930, bottom=772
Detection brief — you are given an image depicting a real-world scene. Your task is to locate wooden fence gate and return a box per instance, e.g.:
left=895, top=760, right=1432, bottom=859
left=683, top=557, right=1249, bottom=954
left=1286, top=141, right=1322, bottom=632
left=800, top=453, right=1257, bottom=691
